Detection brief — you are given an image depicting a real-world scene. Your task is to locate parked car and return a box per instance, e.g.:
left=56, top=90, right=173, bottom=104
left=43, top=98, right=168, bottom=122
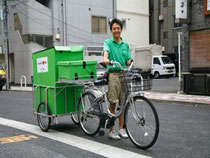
left=97, top=63, right=107, bottom=79
left=152, top=55, right=176, bottom=78
left=0, top=65, right=6, bottom=91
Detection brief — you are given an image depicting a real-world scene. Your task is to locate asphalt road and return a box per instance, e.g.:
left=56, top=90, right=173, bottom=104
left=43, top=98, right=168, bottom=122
left=0, top=124, right=104, bottom=158
left=152, top=77, right=178, bottom=93
left=0, top=90, right=210, bottom=158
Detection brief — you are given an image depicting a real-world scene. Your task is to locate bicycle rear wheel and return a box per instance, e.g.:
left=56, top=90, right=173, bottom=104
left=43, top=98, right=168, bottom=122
left=125, top=96, right=159, bottom=149
left=78, top=91, right=101, bottom=136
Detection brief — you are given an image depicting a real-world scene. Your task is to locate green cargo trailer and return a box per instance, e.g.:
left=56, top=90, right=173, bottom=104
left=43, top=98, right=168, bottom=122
left=32, top=46, right=97, bottom=132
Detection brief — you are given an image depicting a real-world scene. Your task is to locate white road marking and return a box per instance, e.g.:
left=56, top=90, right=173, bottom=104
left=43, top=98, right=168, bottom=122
left=0, top=117, right=151, bottom=158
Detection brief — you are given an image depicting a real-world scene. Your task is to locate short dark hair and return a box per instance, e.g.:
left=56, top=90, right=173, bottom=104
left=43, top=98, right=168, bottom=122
left=110, top=18, right=123, bottom=30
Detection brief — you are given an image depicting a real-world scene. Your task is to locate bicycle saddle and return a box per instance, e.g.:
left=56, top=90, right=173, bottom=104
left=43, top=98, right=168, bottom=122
left=94, top=79, right=108, bottom=86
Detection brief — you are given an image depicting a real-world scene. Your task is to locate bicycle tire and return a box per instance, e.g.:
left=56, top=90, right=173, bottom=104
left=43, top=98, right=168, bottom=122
left=78, top=91, right=101, bottom=136
left=37, top=102, right=51, bottom=132
left=71, top=113, right=79, bottom=125
left=124, top=95, right=159, bottom=149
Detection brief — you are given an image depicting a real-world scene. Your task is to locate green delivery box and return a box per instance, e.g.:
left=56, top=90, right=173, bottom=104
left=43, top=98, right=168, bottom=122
left=33, top=46, right=84, bottom=87
left=58, top=60, right=97, bottom=81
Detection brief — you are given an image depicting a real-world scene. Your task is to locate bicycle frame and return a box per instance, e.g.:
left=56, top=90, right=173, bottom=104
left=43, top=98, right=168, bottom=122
left=79, top=60, right=147, bottom=127
left=78, top=61, right=159, bottom=149
left=82, top=60, right=145, bottom=126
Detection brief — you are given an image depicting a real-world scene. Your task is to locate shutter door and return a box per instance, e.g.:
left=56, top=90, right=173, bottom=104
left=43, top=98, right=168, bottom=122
left=190, top=30, right=210, bottom=69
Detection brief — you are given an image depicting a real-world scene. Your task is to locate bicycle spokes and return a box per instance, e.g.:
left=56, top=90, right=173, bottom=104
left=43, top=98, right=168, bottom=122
left=125, top=96, right=159, bottom=149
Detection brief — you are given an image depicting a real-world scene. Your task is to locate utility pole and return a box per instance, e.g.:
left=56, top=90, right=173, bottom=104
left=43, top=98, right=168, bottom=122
left=177, top=32, right=182, bottom=94
left=62, top=0, right=67, bottom=46
left=3, top=0, right=10, bottom=90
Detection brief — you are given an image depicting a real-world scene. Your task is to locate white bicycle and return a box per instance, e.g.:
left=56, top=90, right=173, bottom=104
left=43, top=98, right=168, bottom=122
left=77, top=60, right=159, bottom=149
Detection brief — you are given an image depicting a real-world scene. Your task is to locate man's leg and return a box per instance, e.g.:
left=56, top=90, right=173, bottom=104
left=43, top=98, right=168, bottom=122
left=109, top=103, right=116, bottom=131
left=119, top=113, right=124, bottom=129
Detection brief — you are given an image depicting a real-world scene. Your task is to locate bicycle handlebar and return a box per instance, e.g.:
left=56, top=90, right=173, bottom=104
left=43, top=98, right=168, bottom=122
left=110, top=59, right=134, bottom=71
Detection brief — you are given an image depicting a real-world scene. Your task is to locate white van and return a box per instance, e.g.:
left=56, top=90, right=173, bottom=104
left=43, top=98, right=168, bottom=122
left=152, top=55, right=176, bottom=78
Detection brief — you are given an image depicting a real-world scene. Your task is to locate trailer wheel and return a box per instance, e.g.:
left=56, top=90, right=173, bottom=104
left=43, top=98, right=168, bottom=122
left=37, top=102, right=51, bottom=132
left=71, top=113, right=79, bottom=125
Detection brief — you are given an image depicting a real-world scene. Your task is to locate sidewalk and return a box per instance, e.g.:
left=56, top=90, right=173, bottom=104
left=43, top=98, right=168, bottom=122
left=144, top=91, right=210, bottom=105
left=9, top=86, right=33, bottom=91
left=4, top=86, right=210, bottom=105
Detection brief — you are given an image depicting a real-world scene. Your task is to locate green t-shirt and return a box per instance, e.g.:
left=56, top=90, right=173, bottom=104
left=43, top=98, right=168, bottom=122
left=103, top=38, right=131, bottom=71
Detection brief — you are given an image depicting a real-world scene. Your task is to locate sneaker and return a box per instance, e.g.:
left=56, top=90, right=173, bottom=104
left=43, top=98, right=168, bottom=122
left=119, top=129, right=128, bottom=138
left=109, top=130, right=121, bottom=140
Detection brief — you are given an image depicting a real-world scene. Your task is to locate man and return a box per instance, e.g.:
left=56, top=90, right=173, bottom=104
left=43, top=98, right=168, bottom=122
left=103, top=18, right=132, bottom=139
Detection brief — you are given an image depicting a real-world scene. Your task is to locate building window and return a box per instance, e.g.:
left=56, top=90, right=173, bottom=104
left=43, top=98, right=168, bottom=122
left=204, top=0, right=210, bottom=15
left=174, top=22, right=182, bottom=28
left=92, top=16, right=107, bottom=33
left=86, top=46, right=103, bottom=56
left=163, top=31, right=168, bottom=39
left=121, top=19, right=126, bottom=29
left=163, top=0, right=168, bottom=8
left=35, top=0, right=50, bottom=8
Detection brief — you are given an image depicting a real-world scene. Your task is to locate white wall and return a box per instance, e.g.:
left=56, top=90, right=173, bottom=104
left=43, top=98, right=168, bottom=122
left=26, top=1, right=52, bottom=35
left=12, top=31, right=44, bottom=84
left=7, top=0, right=48, bottom=84
left=117, top=0, right=149, bottom=47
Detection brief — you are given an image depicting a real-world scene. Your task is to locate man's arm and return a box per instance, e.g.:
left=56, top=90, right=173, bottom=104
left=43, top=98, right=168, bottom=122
left=103, top=51, right=110, bottom=65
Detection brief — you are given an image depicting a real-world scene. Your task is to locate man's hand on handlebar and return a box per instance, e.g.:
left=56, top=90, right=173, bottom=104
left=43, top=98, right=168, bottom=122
left=103, top=59, right=110, bottom=66
left=126, top=59, right=133, bottom=66
left=109, top=59, right=134, bottom=71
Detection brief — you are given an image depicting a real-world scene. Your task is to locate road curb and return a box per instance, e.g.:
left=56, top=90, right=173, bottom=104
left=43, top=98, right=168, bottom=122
left=147, top=98, right=210, bottom=106
left=144, top=92, right=210, bottom=105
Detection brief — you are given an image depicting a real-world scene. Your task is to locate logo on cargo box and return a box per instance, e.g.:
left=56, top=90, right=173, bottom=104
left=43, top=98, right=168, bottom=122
left=37, top=57, right=48, bottom=73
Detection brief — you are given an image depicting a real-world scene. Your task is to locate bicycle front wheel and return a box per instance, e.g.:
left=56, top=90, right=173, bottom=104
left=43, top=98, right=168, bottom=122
left=78, top=91, right=101, bottom=136
left=125, top=96, right=159, bottom=149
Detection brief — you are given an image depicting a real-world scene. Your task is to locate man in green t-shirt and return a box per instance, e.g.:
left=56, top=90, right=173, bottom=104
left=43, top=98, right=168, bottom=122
left=103, top=18, right=132, bottom=140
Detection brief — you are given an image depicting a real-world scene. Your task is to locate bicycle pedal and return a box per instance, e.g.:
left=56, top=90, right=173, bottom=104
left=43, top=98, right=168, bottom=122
left=98, top=130, right=105, bottom=136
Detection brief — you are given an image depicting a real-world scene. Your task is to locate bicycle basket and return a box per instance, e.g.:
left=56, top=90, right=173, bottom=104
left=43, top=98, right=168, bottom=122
left=121, top=72, right=152, bottom=92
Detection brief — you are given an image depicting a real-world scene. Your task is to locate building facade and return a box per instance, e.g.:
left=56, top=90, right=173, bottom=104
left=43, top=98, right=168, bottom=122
left=149, top=0, right=182, bottom=70
left=150, top=0, right=210, bottom=95
left=0, top=0, right=149, bottom=85
left=182, top=0, right=210, bottom=95
left=117, top=0, right=149, bottom=47
left=0, top=0, right=114, bottom=85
